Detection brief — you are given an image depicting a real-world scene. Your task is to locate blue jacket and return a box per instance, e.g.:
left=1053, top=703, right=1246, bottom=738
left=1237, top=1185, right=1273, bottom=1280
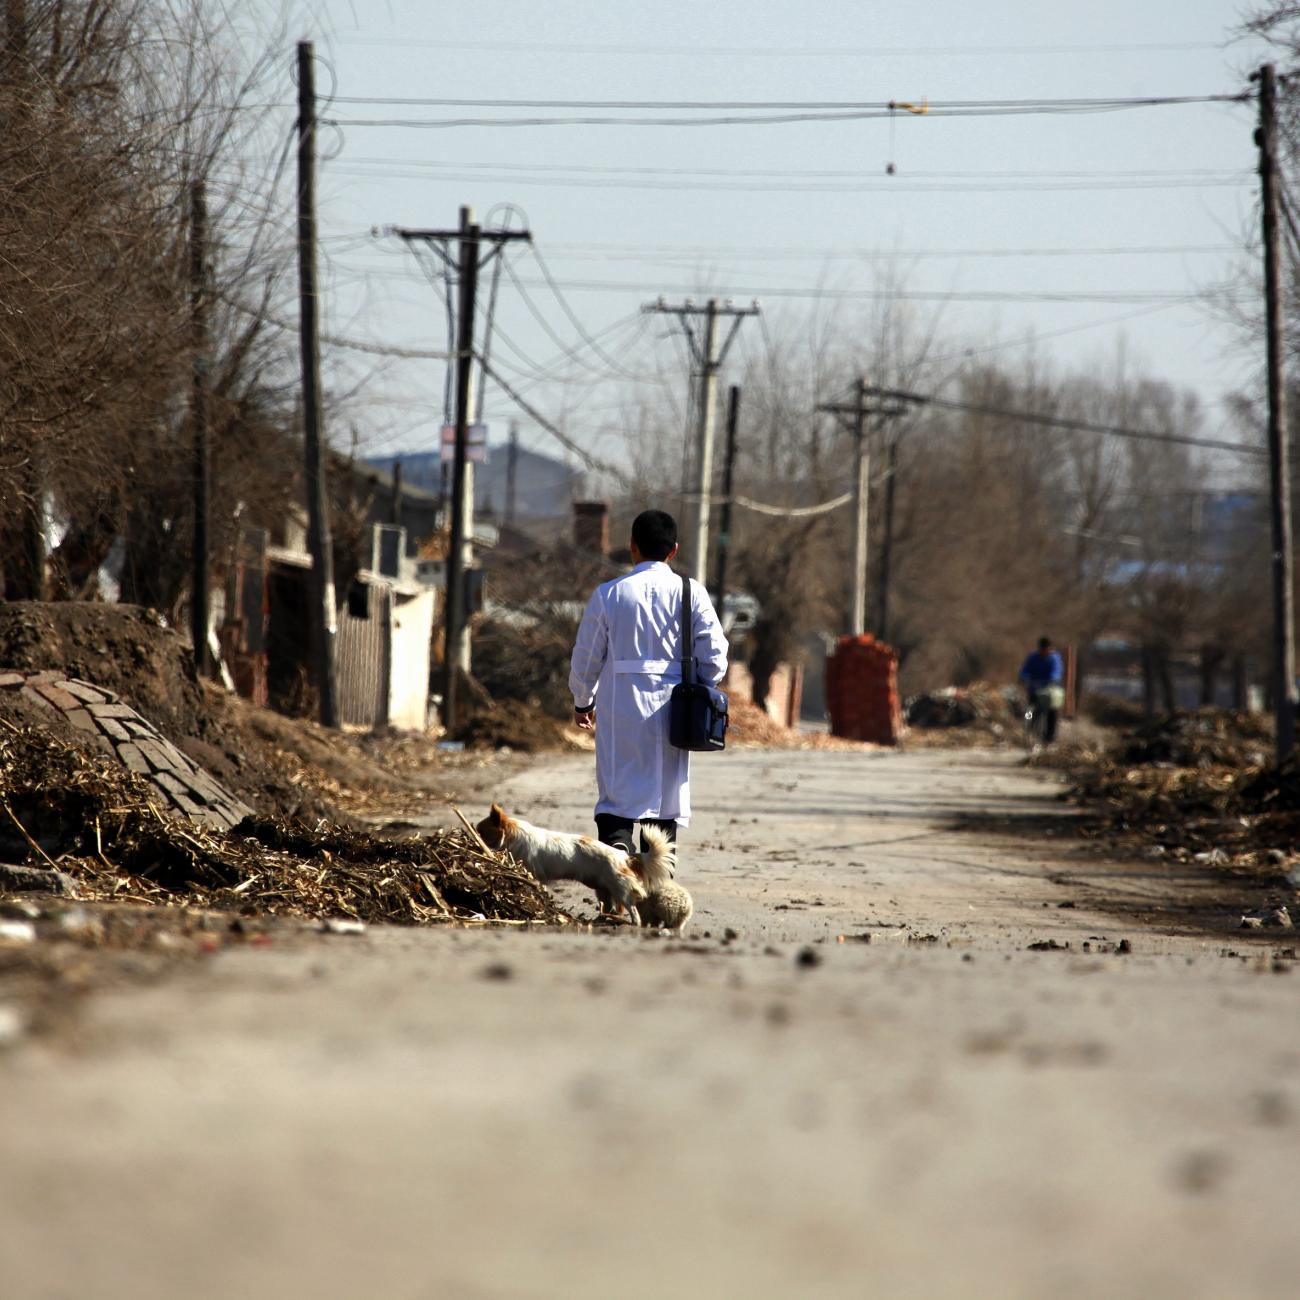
left=1019, top=650, right=1063, bottom=691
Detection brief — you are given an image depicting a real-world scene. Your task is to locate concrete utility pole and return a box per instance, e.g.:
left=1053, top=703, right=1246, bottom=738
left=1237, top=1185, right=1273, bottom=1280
left=711, top=385, right=741, bottom=621
left=876, top=432, right=900, bottom=642
left=392, top=212, right=531, bottom=733
left=643, top=298, right=759, bottom=581
left=296, top=40, right=339, bottom=728
left=189, top=179, right=210, bottom=678
left=817, top=383, right=905, bottom=637
left=1256, top=62, right=1297, bottom=763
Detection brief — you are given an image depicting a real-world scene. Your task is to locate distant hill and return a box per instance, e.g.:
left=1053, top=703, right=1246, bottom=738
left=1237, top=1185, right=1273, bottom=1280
left=364, top=443, right=584, bottom=522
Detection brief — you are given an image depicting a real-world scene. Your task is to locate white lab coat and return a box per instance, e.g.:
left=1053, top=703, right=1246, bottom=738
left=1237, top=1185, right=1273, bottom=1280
left=569, top=560, right=728, bottom=826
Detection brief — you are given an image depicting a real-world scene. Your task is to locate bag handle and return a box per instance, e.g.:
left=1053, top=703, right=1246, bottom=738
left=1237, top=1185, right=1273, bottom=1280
left=679, top=573, right=695, bottom=686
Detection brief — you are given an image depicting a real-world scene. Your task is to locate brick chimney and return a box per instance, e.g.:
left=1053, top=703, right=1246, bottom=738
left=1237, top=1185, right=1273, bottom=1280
left=573, top=501, right=610, bottom=555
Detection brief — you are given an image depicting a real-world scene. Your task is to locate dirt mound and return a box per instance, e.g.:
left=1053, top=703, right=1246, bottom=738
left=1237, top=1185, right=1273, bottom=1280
left=0, top=602, right=204, bottom=737
left=1117, top=708, right=1273, bottom=769
left=727, top=697, right=870, bottom=750
left=0, top=602, right=443, bottom=822
left=453, top=699, right=578, bottom=753
left=0, top=711, right=564, bottom=925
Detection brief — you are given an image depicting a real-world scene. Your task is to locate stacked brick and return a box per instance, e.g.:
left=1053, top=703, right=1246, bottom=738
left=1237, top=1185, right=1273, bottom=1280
left=0, top=671, right=253, bottom=831
left=825, top=635, right=902, bottom=745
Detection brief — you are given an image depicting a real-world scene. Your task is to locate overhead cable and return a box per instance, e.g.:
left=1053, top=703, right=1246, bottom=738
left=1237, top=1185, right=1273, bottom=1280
left=474, top=354, right=629, bottom=478
left=323, top=92, right=1248, bottom=130
left=330, top=36, right=1219, bottom=58
left=861, top=385, right=1266, bottom=456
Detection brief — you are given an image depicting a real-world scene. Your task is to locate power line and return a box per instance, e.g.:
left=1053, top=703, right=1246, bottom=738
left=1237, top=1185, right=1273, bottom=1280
left=215, top=288, right=455, bottom=359
left=527, top=241, right=662, bottom=382
left=475, top=353, right=629, bottom=479
left=860, top=384, right=1265, bottom=456
left=329, top=93, right=1242, bottom=111
left=323, top=93, right=1249, bottom=130
left=329, top=36, right=1221, bottom=58
left=327, top=164, right=1247, bottom=194
left=496, top=238, right=1239, bottom=261
left=333, top=156, right=1246, bottom=183
left=459, top=276, right=1243, bottom=304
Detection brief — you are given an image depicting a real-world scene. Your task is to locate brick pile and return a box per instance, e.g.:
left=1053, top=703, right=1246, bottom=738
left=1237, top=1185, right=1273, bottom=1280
left=0, top=671, right=253, bottom=830
left=825, top=635, right=902, bottom=745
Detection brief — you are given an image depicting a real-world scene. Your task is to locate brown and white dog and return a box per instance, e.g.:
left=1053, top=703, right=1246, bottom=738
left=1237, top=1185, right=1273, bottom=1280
left=475, top=803, right=675, bottom=925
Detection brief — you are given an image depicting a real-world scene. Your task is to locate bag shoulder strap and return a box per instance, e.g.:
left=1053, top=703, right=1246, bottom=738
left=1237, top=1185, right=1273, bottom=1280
left=679, top=573, right=694, bottom=685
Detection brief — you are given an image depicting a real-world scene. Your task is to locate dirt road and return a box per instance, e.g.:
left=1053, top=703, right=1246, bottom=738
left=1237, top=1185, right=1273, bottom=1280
left=2, top=748, right=1297, bottom=1300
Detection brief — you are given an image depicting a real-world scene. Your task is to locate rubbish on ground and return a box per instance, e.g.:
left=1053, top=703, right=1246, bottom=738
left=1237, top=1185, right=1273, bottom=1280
left=0, top=919, right=36, bottom=944
left=321, top=919, right=367, bottom=935
left=904, top=682, right=1020, bottom=747
left=1240, top=906, right=1293, bottom=930
left=0, top=1004, right=25, bottom=1046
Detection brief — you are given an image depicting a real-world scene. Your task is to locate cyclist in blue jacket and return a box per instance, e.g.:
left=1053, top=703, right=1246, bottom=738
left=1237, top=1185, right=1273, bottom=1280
left=1018, top=636, right=1064, bottom=744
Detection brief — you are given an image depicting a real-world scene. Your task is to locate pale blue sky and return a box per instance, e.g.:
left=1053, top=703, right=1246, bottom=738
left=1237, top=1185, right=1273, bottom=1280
left=283, top=1, right=1273, bottom=473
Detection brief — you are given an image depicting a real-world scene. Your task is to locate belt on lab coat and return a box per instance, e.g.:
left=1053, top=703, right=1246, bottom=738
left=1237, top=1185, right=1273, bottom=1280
left=613, top=658, right=682, bottom=677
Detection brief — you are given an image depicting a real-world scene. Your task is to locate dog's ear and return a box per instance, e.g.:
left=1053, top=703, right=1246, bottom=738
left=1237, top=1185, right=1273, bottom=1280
left=489, top=802, right=506, bottom=822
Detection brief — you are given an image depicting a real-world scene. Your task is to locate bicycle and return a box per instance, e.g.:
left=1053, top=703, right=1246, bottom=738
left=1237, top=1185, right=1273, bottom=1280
left=1022, top=685, right=1064, bottom=752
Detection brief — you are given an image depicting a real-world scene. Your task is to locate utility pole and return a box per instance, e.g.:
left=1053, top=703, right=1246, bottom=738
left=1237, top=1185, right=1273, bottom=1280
left=296, top=40, right=339, bottom=727
left=446, top=206, right=479, bottom=732
left=712, top=385, right=741, bottom=620
left=1257, top=62, right=1297, bottom=763
left=877, top=432, right=900, bottom=642
left=644, top=297, right=759, bottom=581
left=190, top=179, right=210, bottom=678
left=391, top=212, right=531, bottom=732
left=390, top=459, right=403, bottom=526
left=818, top=382, right=905, bottom=637
left=506, top=420, right=519, bottom=528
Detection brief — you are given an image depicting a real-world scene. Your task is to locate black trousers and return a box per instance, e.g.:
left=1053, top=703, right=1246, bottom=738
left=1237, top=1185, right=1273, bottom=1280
left=1028, top=690, right=1060, bottom=744
left=595, top=814, right=678, bottom=856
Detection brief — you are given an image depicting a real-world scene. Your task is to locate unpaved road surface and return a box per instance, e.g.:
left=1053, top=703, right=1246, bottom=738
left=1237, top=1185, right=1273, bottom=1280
left=3, top=748, right=1297, bottom=1300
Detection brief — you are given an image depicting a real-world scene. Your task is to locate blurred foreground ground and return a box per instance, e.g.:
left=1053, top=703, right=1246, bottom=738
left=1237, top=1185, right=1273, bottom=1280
left=2, top=746, right=1297, bottom=1300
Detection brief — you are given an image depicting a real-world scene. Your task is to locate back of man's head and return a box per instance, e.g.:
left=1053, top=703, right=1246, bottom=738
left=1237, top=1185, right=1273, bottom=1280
left=1038, top=636, right=1053, bottom=652
left=631, top=509, right=678, bottom=561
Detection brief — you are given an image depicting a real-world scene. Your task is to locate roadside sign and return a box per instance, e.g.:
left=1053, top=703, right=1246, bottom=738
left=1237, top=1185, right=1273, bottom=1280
left=440, top=423, right=488, bottom=463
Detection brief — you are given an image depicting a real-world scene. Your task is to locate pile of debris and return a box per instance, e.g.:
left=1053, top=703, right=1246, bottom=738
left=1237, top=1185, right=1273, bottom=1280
left=1116, top=708, right=1273, bottom=769
left=905, top=683, right=1021, bottom=746
left=0, top=712, right=564, bottom=926
left=1062, top=707, right=1298, bottom=884
left=727, top=698, right=869, bottom=750
left=453, top=699, right=578, bottom=753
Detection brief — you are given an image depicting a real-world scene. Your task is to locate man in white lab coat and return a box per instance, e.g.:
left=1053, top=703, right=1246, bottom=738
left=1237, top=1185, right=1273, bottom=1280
left=569, top=509, right=728, bottom=856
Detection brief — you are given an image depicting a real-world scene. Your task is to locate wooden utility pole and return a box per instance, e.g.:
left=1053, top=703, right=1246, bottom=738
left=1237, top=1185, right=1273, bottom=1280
left=296, top=39, right=339, bottom=728
left=818, top=384, right=905, bottom=637
left=445, top=205, right=480, bottom=734
left=190, top=179, right=210, bottom=678
left=1257, top=63, right=1297, bottom=762
left=643, top=298, right=759, bottom=581
left=390, top=459, right=403, bottom=526
left=711, top=385, right=741, bottom=619
left=391, top=213, right=531, bottom=731
left=506, top=420, right=519, bottom=528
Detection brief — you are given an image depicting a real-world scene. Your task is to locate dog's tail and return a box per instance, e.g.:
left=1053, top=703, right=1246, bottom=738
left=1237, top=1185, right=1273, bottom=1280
left=629, top=824, right=676, bottom=892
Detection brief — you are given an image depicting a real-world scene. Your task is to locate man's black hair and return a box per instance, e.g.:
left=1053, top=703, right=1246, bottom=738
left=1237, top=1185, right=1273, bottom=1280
left=631, top=509, right=678, bottom=561
left=1038, top=636, right=1053, bottom=651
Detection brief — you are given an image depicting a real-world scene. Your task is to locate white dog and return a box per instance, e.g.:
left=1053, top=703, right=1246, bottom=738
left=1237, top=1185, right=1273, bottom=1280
left=636, top=879, right=694, bottom=935
left=476, top=803, right=675, bottom=925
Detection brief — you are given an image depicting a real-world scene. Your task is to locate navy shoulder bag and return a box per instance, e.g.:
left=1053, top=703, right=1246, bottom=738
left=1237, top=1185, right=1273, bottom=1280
left=668, top=574, right=728, bottom=752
